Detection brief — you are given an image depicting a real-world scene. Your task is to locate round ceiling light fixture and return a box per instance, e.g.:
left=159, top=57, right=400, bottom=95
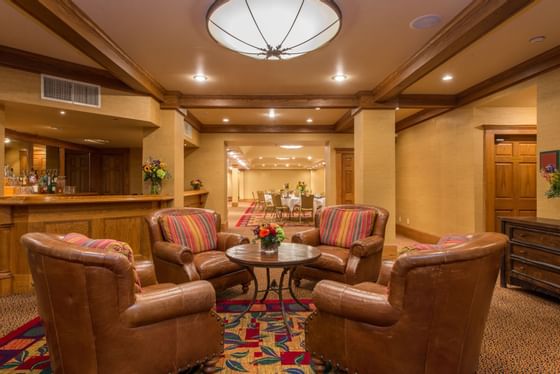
left=207, top=0, right=341, bottom=60
left=193, top=74, right=208, bottom=82
left=409, top=14, right=442, bottom=30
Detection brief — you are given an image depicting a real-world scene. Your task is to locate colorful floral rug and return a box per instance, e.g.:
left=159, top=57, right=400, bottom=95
left=0, top=299, right=318, bottom=373
left=235, top=203, right=313, bottom=228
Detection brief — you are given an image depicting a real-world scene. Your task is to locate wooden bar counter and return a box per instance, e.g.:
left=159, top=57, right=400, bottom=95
left=0, top=194, right=172, bottom=296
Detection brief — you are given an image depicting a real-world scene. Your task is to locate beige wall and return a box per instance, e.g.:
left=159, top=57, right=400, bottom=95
left=310, top=167, right=325, bottom=195
left=396, top=102, right=537, bottom=237
left=242, top=169, right=312, bottom=198
left=537, top=69, right=560, bottom=219
left=184, top=133, right=353, bottom=224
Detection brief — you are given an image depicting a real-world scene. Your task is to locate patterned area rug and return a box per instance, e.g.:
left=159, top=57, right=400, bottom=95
left=0, top=299, right=316, bottom=374
left=235, top=203, right=313, bottom=228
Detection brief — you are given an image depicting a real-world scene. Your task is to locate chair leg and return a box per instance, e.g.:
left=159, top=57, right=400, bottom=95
left=203, top=357, right=219, bottom=373
left=241, top=282, right=250, bottom=294
left=311, top=355, right=327, bottom=373
left=293, top=277, right=301, bottom=287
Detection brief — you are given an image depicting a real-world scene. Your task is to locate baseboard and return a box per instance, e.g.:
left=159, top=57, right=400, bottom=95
left=396, top=224, right=439, bottom=244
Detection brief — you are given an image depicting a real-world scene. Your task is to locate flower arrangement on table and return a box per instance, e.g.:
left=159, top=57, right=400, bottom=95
left=283, top=182, right=290, bottom=190
left=253, top=222, right=286, bottom=251
left=143, top=158, right=170, bottom=194
left=190, top=178, right=203, bottom=190
left=541, top=164, right=560, bottom=198
left=296, top=181, right=307, bottom=195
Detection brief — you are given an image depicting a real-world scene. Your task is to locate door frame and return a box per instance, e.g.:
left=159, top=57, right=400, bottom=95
left=335, top=148, right=354, bottom=204
left=483, top=125, right=537, bottom=231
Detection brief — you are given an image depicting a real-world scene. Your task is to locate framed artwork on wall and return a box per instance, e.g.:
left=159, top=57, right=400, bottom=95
left=539, top=150, right=559, bottom=171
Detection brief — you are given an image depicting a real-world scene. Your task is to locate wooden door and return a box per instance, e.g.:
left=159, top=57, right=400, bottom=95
left=336, top=149, right=354, bottom=204
left=100, top=152, right=129, bottom=194
left=486, top=133, right=536, bottom=232
left=65, top=151, right=91, bottom=193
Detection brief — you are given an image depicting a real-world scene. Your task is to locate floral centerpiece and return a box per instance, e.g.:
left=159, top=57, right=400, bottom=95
left=296, top=181, right=307, bottom=194
left=190, top=178, right=203, bottom=190
left=143, top=158, right=170, bottom=194
left=541, top=164, right=560, bottom=198
left=253, top=223, right=286, bottom=252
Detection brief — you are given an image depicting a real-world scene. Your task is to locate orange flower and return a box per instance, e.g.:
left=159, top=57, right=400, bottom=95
left=259, top=229, right=270, bottom=238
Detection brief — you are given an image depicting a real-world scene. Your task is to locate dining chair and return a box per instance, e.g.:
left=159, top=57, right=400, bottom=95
left=257, top=190, right=266, bottom=210
left=295, top=194, right=314, bottom=222
left=263, top=193, right=276, bottom=218
left=271, top=193, right=290, bottom=220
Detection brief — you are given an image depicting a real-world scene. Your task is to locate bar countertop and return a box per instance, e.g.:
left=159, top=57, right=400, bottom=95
left=0, top=194, right=174, bottom=206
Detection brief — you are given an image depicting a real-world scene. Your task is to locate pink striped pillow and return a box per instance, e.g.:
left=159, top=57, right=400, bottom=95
left=63, top=233, right=142, bottom=293
left=319, top=207, right=376, bottom=248
left=159, top=212, right=218, bottom=253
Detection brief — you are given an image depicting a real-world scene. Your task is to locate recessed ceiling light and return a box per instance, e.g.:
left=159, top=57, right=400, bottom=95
left=291, top=157, right=295, bottom=160
left=442, top=74, right=454, bottom=81
left=268, top=109, right=276, bottom=119
left=306, top=118, right=313, bottom=123
left=280, top=145, right=303, bottom=149
left=286, top=164, right=289, bottom=167
left=222, top=118, right=230, bottom=123
left=276, top=157, right=290, bottom=160
left=274, top=163, right=277, bottom=167
left=84, top=138, right=110, bottom=144
left=409, top=14, right=442, bottom=30
left=4, top=138, right=11, bottom=144
left=46, top=126, right=61, bottom=130
left=193, top=74, right=208, bottom=82
left=258, top=156, right=263, bottom=160
left=331, top=74, right=348, bottom=82
left=307, top=156, right=312, bottom=160
left=315, top=107, right=321, bottom=111
left=529, top=35, right=546, bottom=44
left=395, top=106, right=400, bottom=111
left=59, top=110, right=66, bottom=115
left=262, top=164, right=265, bottom=167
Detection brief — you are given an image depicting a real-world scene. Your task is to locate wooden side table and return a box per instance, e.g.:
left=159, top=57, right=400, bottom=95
left=225, top=243, right=320, bottom=336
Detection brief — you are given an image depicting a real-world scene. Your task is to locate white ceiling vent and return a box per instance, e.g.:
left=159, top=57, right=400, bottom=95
left=41, top=74, right=101, bottom=108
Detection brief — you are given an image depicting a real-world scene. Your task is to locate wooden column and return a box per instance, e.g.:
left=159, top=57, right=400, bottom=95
left=0, top=106, right=11, bottom=295
left=354, top=110, right=396, bottom=243
left=231, top=167, right=239, bottom=207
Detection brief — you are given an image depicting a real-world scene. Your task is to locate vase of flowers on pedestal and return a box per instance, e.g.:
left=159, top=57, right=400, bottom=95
left=253, top=223, right=286, bottom=253
left=191, top=178, right=203, bottom=190
left=143, top=158, right=170, bottom=195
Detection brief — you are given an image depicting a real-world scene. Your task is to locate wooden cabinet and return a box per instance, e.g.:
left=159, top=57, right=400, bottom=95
left=501, top=217, right=560, bottom=299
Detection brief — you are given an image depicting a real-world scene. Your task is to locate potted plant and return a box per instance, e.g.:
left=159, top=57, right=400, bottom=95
left=190, top=178, right=203, bottom=190
left=253, top=223, right=286, bottom=252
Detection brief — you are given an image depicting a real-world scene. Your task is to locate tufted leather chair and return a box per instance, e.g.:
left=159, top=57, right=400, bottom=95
left=146, top=208, right=252, bottom=293
left=291, top=204, right=389, bottom=285
left=306, top=232, right=507, bottom=374
left=21, top=232, right=223, bottom=374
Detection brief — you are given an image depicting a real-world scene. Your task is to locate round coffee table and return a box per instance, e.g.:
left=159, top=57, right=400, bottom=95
left=225, top=242, right=320, bottom=336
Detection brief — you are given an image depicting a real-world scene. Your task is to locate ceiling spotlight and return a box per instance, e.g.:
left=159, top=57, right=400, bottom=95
left=59, top=110, right=66, bottom=115
left=258, top=156, right=263, bottom=160
left=331, top=74, right=348, bottom=82
left=207, top=0, right=341, bottom=60
left=291, top=157, right=295, bottom=160
left=409, top=14, right=442, bottom=30
left=396, top=106, right=400, bottom=111
left=193, top=74, right=208, bottom=82
left=442, top=74, right=454, bottom=81
left=315, top=107, right=321, bottom=111
left=306, top=118, right=313, bottom=123
left=84, top=138, right=110, bottom=144
left=286, top=164, right=290, bottom=167
left=276, top=157, right=290, bottom=160
left=529, top=35, right=546, bottom=44
left=222, top=118, right=230, bottom=123
left=280, top=145, right=303, bottom=149
left=268, top=109, right=276, bottom=119
left=262, top=164, right=265, bottom=167
left=274, top=163, right=277, bottom=167
left=4, top=138, right=11, bottom=144
left=307, top=156, right=312, bottom=160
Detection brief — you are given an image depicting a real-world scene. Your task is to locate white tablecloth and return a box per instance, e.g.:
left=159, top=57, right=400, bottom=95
left=264, top=194, right=325, bottom=214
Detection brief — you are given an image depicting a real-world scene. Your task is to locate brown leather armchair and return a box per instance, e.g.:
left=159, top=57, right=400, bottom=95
left=306, top=232, right=507, bottom=374
left=291, top=204, right=389, bottom=285
left=21, top=232, right=223, bottom=374
left=146, top=208, right=252, bottom=292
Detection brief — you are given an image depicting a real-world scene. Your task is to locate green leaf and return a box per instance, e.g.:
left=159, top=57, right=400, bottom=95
left=284, top=369, right=305, bottom=374
left=224, top=332, right=242, bottom=342
left=261, top=345, right=279, bottom=357
left=231, top=350, right=250, bottom=358
left=276, top=343, right=289, bottom=352
left=252, top=356, right=281, bottom=365
left=294, top=352, right=306, bottom=365
left=225, top=359, right=249, bottom=372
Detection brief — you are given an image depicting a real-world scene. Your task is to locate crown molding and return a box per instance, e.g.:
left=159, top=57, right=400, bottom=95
left=200, top=124, right=336, bottom=133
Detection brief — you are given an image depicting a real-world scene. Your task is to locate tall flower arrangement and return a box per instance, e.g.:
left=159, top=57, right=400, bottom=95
left=253, top=223, right=286, bottom=251
left=143, top=158, right=170, bottom=194
left=296, top=181, right=307, bottom=194
left=541, top=164, right=560, bottom=198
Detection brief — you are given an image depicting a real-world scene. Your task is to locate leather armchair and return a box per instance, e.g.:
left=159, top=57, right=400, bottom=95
left=291, top=204, right=389, bottom=285
left=21, top=232, right=223, bottom=374
left=306, top=232, right=507, bottom=374
left=146, top=208, right=252, bottom=292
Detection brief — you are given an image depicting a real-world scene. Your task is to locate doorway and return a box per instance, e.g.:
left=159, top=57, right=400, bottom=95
left=335, top=148, right=354, bottom=204
left=484, top=126, right=537, bottom=232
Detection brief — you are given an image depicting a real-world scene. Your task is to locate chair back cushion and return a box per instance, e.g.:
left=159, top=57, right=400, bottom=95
left=319, top=207, right=376, bottom=248
left=62, top=233, right=142, bottom=292
left=159, top=212, right=218, bottom=253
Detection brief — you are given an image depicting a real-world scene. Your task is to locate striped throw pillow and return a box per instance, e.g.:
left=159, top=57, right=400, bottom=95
left=319, top=207, right=376, bottom=248
left=63, top=233, right=142, bottom=293
left=159, top=212, right=218, bottom=253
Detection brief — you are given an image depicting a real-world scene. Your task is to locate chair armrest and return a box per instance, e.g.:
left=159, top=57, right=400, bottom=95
left=153, top=241, right=194, bottom=265
left=377, top=260, right=394, bottom=286
left=350, top=235, right=384, bottom=257
left=291, top=228, right=320, bottom=247
left=135, top=260, right=157, bottom=287
left=122, top=281, right=216, bottom=327
left=312, top=280, right=399, bottom=326
left=216, top=232, right=250, bottom=251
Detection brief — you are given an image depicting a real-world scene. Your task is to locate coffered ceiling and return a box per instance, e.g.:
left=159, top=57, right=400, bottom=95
left=0, top=0, right=558, bottom=135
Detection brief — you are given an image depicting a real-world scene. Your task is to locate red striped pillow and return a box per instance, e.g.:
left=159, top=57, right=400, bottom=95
left=319, top=207, right=376, bottom=248
left=159, top=212, right=218, bottom=253
left=63, top=233, right=142, bottom=293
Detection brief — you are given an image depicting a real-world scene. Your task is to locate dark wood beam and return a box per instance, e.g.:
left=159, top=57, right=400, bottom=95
left=200, top=125, right=336, bottom=133
left=397, top=94, right=456, bottom=108
left=372, top=0, right=534, bottom=102
left=396, top=45, right=560, bottom=132
left=334, top=110, right=354, bottom=132
left=185, top=111, right=202, bottom=132
left=175, top=95, right=359, bottom=109
left=0, top=45, right=131, bottom=92
left=11, top=0, right=165, bottom=101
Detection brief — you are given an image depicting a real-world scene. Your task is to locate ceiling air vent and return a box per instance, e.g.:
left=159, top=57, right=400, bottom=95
left=41, top=74, right=101, bottom=108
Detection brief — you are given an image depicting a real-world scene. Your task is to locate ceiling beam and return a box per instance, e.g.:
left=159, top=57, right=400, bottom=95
left=0, top=45, right=131, bottom=92
left=184, top=111, right=202, bottom=132
left=11, top=0, right=165, bottom=101
left=396, top=45, right=560, bottom=132
left=200, top=125, right=336, bottom=133
left=175, top=95, right=359, bottom=109
left=334, top=110, right=354, bottom=132
left=371, top=0, right=534, bottom=102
